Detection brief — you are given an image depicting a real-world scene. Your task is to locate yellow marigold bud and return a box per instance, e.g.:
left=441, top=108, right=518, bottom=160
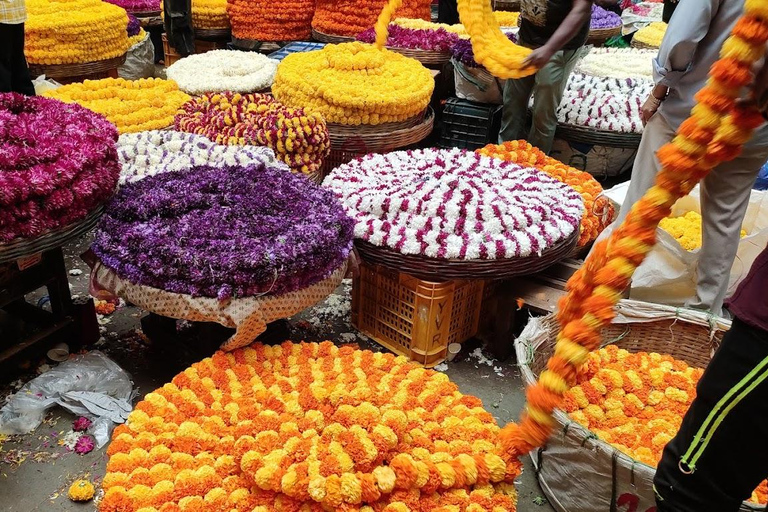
left=68, top=479, right=95, bottom=502
left=373, top=466, right=396, bottom=494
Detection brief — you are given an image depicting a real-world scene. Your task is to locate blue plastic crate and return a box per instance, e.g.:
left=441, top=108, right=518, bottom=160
left=267, top=41, right=326, bottom=61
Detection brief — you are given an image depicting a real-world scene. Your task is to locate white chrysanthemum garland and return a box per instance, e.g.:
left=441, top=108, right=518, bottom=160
left=117, top=131, right=285, bottom=184
left=323, top=148, right=584, bottom=260
left=557, top=72, right=653, bottom=133
left=165, top=50, right=278, bottom=95
left=574, top=47, right=656, bottom=81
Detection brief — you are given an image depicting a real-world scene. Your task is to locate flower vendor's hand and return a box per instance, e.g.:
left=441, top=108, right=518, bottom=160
left=523, top=46, right=555, bottom=69
left=640, top=93, right=661, bottom=126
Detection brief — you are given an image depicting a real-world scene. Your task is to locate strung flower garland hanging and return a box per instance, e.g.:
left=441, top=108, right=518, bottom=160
left=100, top=341, right=521, bottom=512
left=174, top=92, right=330, bottom=175
left=498, top=0, right=768, bottom=463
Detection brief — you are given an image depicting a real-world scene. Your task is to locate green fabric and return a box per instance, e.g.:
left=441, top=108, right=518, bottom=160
left=498, top=47, right=582, bottom=155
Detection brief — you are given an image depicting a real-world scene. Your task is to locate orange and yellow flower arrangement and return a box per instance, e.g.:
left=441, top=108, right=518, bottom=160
left=498, top=0, right=768, bottom=468
left=477, top=140, right=614, bottom=247
left=227, top=0, right=312, bottom=41
left=562, top=345, right=768, bottom=504
left=100, top=341, right=521, bottom=512
left=312, top=0, right=430, bottom=38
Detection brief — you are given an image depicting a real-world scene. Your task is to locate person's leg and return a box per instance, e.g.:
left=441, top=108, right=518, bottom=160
left=9, top=23, right=35, bottom=96
left=527, top=48, right=581, bottom=155
left=687, top=144, right=768, bottom=316
left=655, top=317, right=768, bottom=512
left=498, top=73, right=536, bottom=144
left=0, top=23, right=15, bottom=93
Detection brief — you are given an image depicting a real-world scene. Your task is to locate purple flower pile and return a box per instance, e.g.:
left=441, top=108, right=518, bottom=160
left=357, top=25, right=460, bottom=52
left=127, top=14, right=141, bottom=37
left=104, top=0, right=160, bottom=13
left=450, top=33, right=516, bottom=68
left=591, top=5, right=622, bottom=30
left=0, top=93, right=120, bottom=244
left=92, top=163, right=354, bottom=300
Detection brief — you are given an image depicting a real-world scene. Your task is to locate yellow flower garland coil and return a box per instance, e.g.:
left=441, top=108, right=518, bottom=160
left=45, top=78, right=191, bottom=134
left=25, top=0, right=130, bottom=65
left=456, top=0, right=535, bottom=78
left=272, top=42, right=434, bottom=125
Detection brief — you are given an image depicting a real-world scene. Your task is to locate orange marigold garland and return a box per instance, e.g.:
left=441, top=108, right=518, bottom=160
left=227, top=0, right=313, bottom=41
left=312, top=0, right=430, bottom=38
left=499, top=0, right=768, bottom=460
left=477, top=140, right=614, bottom=247
left=101, top=341, right=521, bottom=511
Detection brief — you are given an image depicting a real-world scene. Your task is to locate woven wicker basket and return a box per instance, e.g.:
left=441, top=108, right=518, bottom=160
left=0, top=205, right=106, bottom=265
left=587, top=26, right=621, bottom=46
left=493, top=0, right=520, bottom=11
left=130, top=9, right=161, bottom=17
left=28, top=54, right=126, bottom=81
left=195, top=27, right=231, bottom=41
left=631, top=39, right=659, bottom=50
left=515, top=300, right=763, bottom=512
left=311, top=28, right=354, bottom=43
left=556, top=123, right=642, bottom=149
left=355, top=229, right=578, bottom=281
left=388, top=47, right=451, bottom=66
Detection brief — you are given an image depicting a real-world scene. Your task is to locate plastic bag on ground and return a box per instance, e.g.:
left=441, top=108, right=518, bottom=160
left=119, top=32, right=156, bottom=80
left=0, top=351, right=135, bottom=447
left=32, top=75, right=61, bottom=95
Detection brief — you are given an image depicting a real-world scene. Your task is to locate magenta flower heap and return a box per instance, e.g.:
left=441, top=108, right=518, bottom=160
left=0, top=93, right=120, bottom=244
left=92, top=163, right=354, bottom=300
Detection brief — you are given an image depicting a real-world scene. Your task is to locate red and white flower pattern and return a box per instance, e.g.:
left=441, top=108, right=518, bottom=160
left=324, top=148, right=584, bottom=260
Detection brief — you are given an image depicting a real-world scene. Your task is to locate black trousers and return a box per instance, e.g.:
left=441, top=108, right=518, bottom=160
left=438, top=0, right=459, bottom=25
left=0, top=23, right=35, bottom=96
left=655, top=317, right=768, bottom=512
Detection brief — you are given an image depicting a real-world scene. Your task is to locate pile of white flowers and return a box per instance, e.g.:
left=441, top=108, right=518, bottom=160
left=166, top=50, right=278, bottom=94
left=574, top=47, right=656, bottom=81
left=324, top=148, right=583, bottom=260
left=117, top=131, right=285, bottom=184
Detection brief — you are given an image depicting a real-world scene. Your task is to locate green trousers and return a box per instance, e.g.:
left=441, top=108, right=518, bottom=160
left=498, top=47, right=582, bottom=154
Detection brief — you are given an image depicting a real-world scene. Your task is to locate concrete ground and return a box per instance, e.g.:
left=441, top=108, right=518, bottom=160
left=0, top=236, right=556, bottom=512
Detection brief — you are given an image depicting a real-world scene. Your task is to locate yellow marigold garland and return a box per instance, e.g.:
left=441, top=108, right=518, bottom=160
left=659, top=211, right=747, bottom=251
left=45, top=78, right=190, bottom=134
left=456, top=0, right=534, bottom=78
left=101, top=341, right=521, bottom=511
left=499, top=0, right=768, bottom=460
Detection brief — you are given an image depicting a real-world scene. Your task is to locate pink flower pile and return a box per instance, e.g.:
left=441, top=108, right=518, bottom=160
left=0, top=93, right=121, bottom=244
left=104, top=0, right=160, bottom=13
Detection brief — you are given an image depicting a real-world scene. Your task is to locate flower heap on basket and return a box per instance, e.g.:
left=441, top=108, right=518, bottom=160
left=24, top=0, right=130, bottom=65
left=104, top=0, right=160, bottom=13
left=477, top=141, right=614, bottom=247
left=590, top=4, right=621, bottom=30
left=117, top=131, right=282, bottom=185
left=357, top=24, right=460, bottom=52
left=498, top=0, right=768, bottom=464
left=100, top=341, right=522, bottom=512
left=313, top=0, right=430, bottom=37
left=227, top=0, right=313, bottom=40
left=92, top=164, right=353, bottom=300
left=191, top=0, right=230, bottom=29
left=272, top=42, right=434, bottom=125
left=166, top=51, right=278, bottom=94
left=324, top=148, right=583, bottom=259
left=127, top=14, right=146, bottom=46
left=0, top=93, right=120, bottom=244
left=574, top=47, right=655, bottom=81
left=634, top=21, right=667, bottom=48
left=659, top=211, right=748, bottom=251
left=175, top=92, right=330, bottom=175
left=560, top=345, right=768, bottom=505
left=557, top=72, right=653, bottom=133
left=393, top=17, right=468, bottom=36
left=45, top=78, right=190, bottom=134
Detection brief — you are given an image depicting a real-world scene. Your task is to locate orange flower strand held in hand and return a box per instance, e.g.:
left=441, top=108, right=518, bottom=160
left=498, top=3, right=768, bottom=460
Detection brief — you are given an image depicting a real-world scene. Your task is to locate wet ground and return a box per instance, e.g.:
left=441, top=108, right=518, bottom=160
left=0, top=236, right=556, bottom=512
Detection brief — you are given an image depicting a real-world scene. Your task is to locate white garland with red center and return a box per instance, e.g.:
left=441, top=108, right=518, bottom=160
left=324, top=148, right=584, bottom=260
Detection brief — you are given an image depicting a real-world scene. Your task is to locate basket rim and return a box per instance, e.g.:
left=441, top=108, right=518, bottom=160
left=556, top=123, right=642, bottom=149
left=28, top=54, right=127, bottom=79
left=355, top=228, right=578, bottom=281
left=311, top=28, right=355, bottom=43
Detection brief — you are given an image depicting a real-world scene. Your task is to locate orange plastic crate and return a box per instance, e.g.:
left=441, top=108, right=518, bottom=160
left=351, top=262, right=484, bottom=367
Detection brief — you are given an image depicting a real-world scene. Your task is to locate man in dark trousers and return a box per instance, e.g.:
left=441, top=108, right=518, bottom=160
left=498, top=0, right=616, bottom=154
left=0, top=0, right=35, bottom=95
